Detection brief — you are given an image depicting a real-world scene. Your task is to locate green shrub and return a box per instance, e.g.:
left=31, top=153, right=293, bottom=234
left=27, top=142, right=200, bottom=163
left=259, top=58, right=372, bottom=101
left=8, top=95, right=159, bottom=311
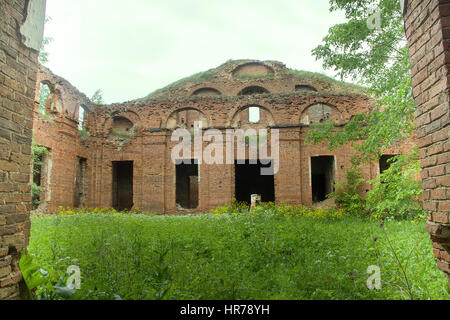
left=328, top=166, right=366, bottom=217
left=366, top=148, right=425, bottom=220
left=211, top=201, right=348, bottom=220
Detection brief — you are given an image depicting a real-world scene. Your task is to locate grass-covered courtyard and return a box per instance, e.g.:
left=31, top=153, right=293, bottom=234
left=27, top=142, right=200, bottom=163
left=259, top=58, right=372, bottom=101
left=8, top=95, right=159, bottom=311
left=24, top=204, right=449, bottom=300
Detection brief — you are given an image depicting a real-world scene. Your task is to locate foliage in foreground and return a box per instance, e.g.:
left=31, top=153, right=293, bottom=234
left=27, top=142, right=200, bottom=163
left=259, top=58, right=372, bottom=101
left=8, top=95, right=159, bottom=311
left=327, top=152, right=425, bottom=220
left=327, top=166, right=367, bottom=217
left=366, top=150, right=424, bottom=220
left=24, top=205, right=449, bottom=300
left=310, top=0, right=414, bottom=163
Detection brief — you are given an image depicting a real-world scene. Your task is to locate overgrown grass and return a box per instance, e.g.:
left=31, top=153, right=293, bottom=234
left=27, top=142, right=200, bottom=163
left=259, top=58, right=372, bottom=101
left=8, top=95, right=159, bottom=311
left=26, top=204, right=449, bottom=300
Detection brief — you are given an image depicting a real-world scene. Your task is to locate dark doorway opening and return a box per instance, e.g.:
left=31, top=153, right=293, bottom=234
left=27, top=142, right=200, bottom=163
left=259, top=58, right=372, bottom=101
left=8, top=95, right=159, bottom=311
left=235, top=160, right=275, bottom=204
left=74, top=157, right=87, bottom=208
left=379, top=155, right=397, bottom=174
left=311, top=156, right=335, bottom=203
left=176, top=160, right=199, bottom=209
left=112, top=161, right=133, bottom=211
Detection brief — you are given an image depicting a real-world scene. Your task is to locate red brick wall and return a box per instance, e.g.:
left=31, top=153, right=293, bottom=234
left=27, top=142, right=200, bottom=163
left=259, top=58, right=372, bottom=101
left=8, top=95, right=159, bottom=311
left=404, top=0, right=450, bottom=284
left=33, top=67, right=92, bottom=213
left=0, top=0, right=43, bottom=299
left=30, top=60, right=417, bottom=215
left=84, top=89, right=414, bottom=214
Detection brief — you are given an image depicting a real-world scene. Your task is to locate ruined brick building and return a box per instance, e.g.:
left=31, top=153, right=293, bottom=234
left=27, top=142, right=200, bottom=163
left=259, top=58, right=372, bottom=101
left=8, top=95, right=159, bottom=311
left=1, top=0, right=449, bottom=300
left=32, top=60, right=416, bottom=214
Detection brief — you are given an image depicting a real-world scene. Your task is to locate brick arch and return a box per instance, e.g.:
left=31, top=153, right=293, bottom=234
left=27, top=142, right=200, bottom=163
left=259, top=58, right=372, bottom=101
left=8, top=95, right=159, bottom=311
left=232, top=62, right=275, bottom=77
left=228, top=104, right=276, bottom=128
left=404, top=0, right=450, bottom=284
left=73, top=104, right=89, bottom=122
left=190, top=87, right=222, bottom=96
left=297, top=100, right=349, bottom=123
left=40, top=79, right=55, bottom=93
left=237, top=85, right=270, bottom=96
left=38, top=80, right=64, bottom=115
left=165, top=107, right=209, bottom=129
left=102, top=110, right=141, bottom=135
left=295, top=84, right=318, bottom=92
left=299, top=102, right=344, bottom=125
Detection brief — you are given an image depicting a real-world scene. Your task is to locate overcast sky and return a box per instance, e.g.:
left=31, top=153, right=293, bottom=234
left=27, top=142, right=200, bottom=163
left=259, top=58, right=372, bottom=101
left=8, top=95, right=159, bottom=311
left=43, top=0, right=348, bottom=104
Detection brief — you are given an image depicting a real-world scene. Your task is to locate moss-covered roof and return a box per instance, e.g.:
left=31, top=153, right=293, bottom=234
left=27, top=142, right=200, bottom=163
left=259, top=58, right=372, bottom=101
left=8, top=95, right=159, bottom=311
left=140, top=59, right=367, bottom=101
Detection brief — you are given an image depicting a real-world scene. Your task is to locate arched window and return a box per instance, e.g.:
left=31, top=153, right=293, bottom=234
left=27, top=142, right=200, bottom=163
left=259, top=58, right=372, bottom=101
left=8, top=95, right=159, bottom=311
left=39, top=83, right=51, bottom=114
left=78, top=105, right=87, bottom=130
left=230, top=105, right=274, bottom=129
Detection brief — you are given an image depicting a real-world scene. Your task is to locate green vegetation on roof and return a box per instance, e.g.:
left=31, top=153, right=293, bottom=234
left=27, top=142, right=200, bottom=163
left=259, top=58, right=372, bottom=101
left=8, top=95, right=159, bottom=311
left=286, top=68, right=366, bottom=94
left=144, top=70, right=217, bottom=99
left=141, top=60, right=367, bottom=101
left=233, top=73, right=275, bottom=80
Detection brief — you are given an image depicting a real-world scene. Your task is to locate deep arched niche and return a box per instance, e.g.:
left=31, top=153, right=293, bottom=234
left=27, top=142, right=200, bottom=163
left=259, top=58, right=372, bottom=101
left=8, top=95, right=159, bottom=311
left=300, top=103, right=343, bottom=125
left=166, top=108, right=208, bottom=130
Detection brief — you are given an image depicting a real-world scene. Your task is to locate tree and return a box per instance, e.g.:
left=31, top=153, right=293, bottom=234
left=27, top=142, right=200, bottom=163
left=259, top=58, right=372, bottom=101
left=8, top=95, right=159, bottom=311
left=39, top=17, right=53, bottom=65
left=309, top=0, right=422, bottom=219
left=91, top=89, right=104, bottom=105
left=308, top=0, right=414, bottom=164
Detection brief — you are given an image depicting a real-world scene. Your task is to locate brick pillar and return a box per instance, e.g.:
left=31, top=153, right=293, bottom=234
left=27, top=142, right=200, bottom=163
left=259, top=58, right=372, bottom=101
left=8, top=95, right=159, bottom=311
left=404, top=0, right=450, bottom=284
left=0, top=0, right=46, bottom=299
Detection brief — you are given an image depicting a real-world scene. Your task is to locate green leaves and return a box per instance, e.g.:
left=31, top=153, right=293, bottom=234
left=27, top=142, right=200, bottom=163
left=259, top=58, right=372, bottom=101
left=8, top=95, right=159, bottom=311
left=38, top=84, right=50, bottom=115
left=328, top=166, right=367, bottom=216
left=91, top=89, right=104, bottom=105
left=19, top=251, right=49, bottom=292
left=39, top=17, right=53, bottom=65
left=19, top=250, right=78, bottom=300
left=54, top=283, right=77, bottom=299
left=366, top=149, right=424, bottom=219
left=310, top=0, right=413, bottom=163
